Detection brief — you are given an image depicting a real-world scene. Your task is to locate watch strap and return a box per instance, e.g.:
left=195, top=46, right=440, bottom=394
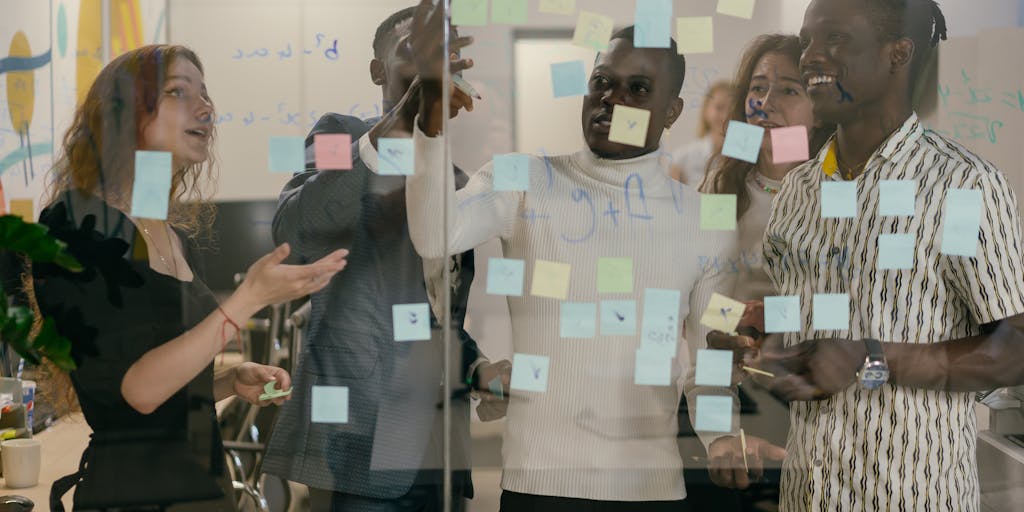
left=863, top=338, right=884, bottom=362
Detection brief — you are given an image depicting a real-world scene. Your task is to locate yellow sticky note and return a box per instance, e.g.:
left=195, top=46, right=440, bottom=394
left=531, top=260, right=571, bottom=300
left=608, top=105, right=651, bottom=147
left=539, top=0, right=575, bottom=15
left=8, top=199, right=33, bottom=222
left=700, top=194, right=737, bottom=230
left=716, top=0, right=756, bottom=19
left=700, top=293, right=747, bottom=333
left=572, top=11, right=614, bottom=52
left=597, top=257, right=633, bottom=294
left=676, top=17, right=714, bottom=54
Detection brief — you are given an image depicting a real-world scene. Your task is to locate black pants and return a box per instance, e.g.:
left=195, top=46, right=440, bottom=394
left=500, top=490, right=691, bottom=512
left=309, top=484, right=467, bottom=512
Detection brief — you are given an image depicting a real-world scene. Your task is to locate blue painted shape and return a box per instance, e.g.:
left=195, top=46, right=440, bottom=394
left=941, top=188, right=983, bottom=257
left=493, top=153, right=530, bottom=191
left=130, top=151, right=172, bottom=220
left=878, top=233, right=916, bottom=270
left=378, top=138, right=415, bottom=175
left=721, top=120, right=764, bottom=164
left=392, top=303, right=431, bottom=341
left=0, top=49, right=52, bottom=75
left=0, top=142, right=53, bottom=177
left=821, top=181, right=857, bottom=218
left=764, top=295, right=801, bottom=333
left=550, top=60, right=589, bottom=98
left=560, top=302, right=597, bottom=338
left=878, top=179, right=916, bottom=217
left=634, top=0, right=672, bottom=48
left=695, top=349, right=733, bottom=387
left=600, top=300, right=637, bottom=336
left=268, top=136, right=304, bottom=173
left=694, top=395, right=733, bottom=432
left=486, top=257, right=525, bottom=296
left=57, top=4, right=68, bottom=57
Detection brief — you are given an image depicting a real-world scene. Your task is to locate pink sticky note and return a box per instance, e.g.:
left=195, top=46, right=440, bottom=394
left=770, top=126, right=809, bottom=164
left=314, top=134, right=353, bottom=170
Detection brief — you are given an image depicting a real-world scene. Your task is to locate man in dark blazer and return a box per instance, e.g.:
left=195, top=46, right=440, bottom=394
left=262, top=7, right=510, bottom=511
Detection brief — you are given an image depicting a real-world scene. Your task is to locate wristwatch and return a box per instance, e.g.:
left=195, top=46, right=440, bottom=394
left=858, top=338, right=889, bottom=390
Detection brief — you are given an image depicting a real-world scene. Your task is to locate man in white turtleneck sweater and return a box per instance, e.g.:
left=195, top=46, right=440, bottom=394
left=402, top=3, right=781, bottom=510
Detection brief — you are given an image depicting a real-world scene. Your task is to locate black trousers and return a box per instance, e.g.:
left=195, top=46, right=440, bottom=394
left=500, top=490, right=691, bottom=512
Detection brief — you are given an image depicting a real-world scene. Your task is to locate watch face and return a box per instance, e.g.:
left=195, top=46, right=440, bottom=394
left=860, top=363, right=889, bottom=390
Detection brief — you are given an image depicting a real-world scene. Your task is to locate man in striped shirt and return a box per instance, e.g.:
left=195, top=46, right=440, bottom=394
left=721, top=0, right=1024, bottom=509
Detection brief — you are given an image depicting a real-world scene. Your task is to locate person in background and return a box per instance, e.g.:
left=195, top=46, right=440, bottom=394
left=263, top=6, right=510, bottom=512
left=32, top=44, right=347, bottom=511
left=669, top=81, right=734, bottom=186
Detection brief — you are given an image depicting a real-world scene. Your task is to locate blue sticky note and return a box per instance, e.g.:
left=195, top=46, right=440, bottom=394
left=488, top=376, right=504, bottom=400
left=821, top=181, right=858, bottom=218
left=510, top=353, right=549, bottom=393
left=812, top=293, right=849, bottom=331
left=392, top=303, right=431, bottom=341
left=493, top=154, right=530, bottom=191
left=634, top=0, right=672, bottom=48
left=764, top=295, right=801, bottom=333
left=721, top=121, right=765, bottom=164
left=640, top=288, right=681, bottom=357
left=941, top=188, right=983, bottom=257
left=311, top=385, right=349, bottom=423
left=878, top=233, right=915, bottom=270
left=635, top=348, right=672, bottom=386
left=695, top=349, right=733, bottom=387
left=486, top=257, right=525, bottom=296
left=878, top=180, right=916, bottom=217
left=600, top=300, right=637, bottom=336
left=551, top=60, right=589, bottom=98
left=131, top=150, right=172, bottom=220
left=268, top=136, right=304, bottom=173
left=694, top=395, right=733, bottom=432
left=378, top=138, right=415, bottom=175
left=560, top=302, right=597, bottom=338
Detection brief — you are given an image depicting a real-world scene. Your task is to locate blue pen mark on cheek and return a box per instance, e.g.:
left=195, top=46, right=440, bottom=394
left=837, top=82, right=854, bottom=103
left=746, top=98, right=769, bottom=120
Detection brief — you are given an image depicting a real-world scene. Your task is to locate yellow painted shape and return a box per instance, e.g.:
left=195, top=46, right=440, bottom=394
left=9, top=199, right=34, bottom=222
left=76, top=0, right=104, bottom=107
left=111, top=0, right=144, bottom=57
left=6, top=31, right=34, bottom=135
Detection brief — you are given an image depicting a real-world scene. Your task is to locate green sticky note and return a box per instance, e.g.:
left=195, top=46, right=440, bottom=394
left=510, top=353, right=549, bottom=393
left=486, top=257, right=525, bottom=296
left=635, top=348, right=672, bottom=386
left=695, top=349, right=733, bottom=387
left=551, top=60, right=589, bottom=98
left=311, top=385, right=348, bottom=423
left=764, top=295, right=800, bottom=333
left=392, top=303, right=431, bottom=341
left=716, top=0, right=756, bottom=19
left=700, top=194, right=737, bottom=230
left=259, top=380, right=293, bottom=401
left=597, top=257, right=633, bottom=293
left=609, top=105, right=651, bottom=147
left=493, top=153, right=530, bottom=191
left=600, top=300, right=637, bottom=336
left=821, top=181, right=858, bottom=218
left=878, top=233, right=915, bottom=270
left=940, top=188, right=983, bottom=257
left=268, top=136, right=305, bottom=173
left=878, top=179, right=916, bottom=217
left=378, top=138, right=414, bottom=175
left=539, top=0, right=575, bottom=14
left=722, top=120, right=764, bottom=164
left=560, top=302, right=597, bottom=338
left=452, top=0, right=488, bottom=26
left=491, top=0, right=527, bottom=24
left=572, top=11, right=614, bottom=51
left=695, top=395, right=733, bottom=432
left=676, top=17, right=714, bottom=54
left=812, top=293, right=849, bottom=331
left=530, top=260, right=571, bottom=300
left=634, top=0, right=672, bottom=48
left=131, top=150, right=172, bottom=220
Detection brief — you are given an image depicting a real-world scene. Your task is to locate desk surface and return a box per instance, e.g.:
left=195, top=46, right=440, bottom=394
left=1, top=413, right=89, bottom=509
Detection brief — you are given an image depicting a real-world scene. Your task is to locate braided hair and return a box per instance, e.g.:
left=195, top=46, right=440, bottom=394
left=865, top=0, right=948, bottom=80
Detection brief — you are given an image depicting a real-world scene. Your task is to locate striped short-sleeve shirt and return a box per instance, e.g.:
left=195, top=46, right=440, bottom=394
left=763, top=113, right=1024, bottom=511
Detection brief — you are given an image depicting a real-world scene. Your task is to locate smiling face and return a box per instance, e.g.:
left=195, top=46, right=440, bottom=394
left=745, top=52, right=814, bottom=151
left=582, top=38, right=683, bottom=160
left=140, top=57, right=213, bottom=169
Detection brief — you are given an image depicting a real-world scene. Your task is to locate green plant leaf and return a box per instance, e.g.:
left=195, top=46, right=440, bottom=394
left=0, top=215, right=83, bottom=272
left=32, top=318, right=76, bottom=371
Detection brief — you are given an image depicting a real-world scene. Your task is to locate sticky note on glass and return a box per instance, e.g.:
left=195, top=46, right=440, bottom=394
left=488, top=376, right=504, bottom=399
left=314, top=133, right=352, bottom=170
left=695, top=349, right=733, bottom=386
left=268, top=136, right=304, bottom=173
left=878, top=233, right=915, bottom=270
left=491, top=0, right=527, bottom=24
left=700, top=194, right=737, bottom=230
left=878, top=180, right=916, bottom=217
left=600, top=300, right=637, bottom=336
left=941, top=188, right=982, bottom=257
left=392, top=303, right=431, bottom=341
left=722, top=120, right=764, bottom=164
left=717, top=0, right=756, bottom=19
left=812, top=293, right=849, bottom=331
left=378, top=138, right=414, bottom=175
left=771, top=126, right=809, bottom=164
left=700, top=293, right=747, bottom=333
left=551, top=60, right=589, bottom=98
left=560, top=302, right=597, bottom=338
left=572, top=11, right=614, bottom=51
left=311, top=385, right=348, bottom=423
left=258, top=380, right=292, bottom=401
left=539, top=0, right=574, bottom=15
left=131, top=150, right=172, bottom=220
left=821, top=181, right=857, bottom=218
left=609, top=105, right=651, bottom=147
left=641, top=288, right=681, bottom=356
left=695, top=395, right=733, bottom=432
left=635, top=348, right=672, bottom=386
left=597, top=257, right=633, bottom=293
left=510, top=353, right=549, bottom=393
left=764, top=295, right=800, bottom=333
left=634, top=0, right=672, bottom=49
left=487, top=257, right=525, bottom=296
left=8, top=199, right=33, bottom=222
left=676, top=17, right=714, bottom=54
left=493, top=153, right=530, bottom=191
left=451, top=0, right=487, bottom=26
left=531, top=259, right=571, bottom=299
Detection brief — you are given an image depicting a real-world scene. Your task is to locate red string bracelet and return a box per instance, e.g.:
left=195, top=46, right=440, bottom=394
left=216, top=306, right=240, bottom=366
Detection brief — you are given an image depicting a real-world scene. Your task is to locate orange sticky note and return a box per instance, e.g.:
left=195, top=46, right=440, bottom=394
left=314, top=133, right=353, bottom=170
left=530, top=260, right=571, bottom=300
left=9, top=199, right=33, bottom=222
